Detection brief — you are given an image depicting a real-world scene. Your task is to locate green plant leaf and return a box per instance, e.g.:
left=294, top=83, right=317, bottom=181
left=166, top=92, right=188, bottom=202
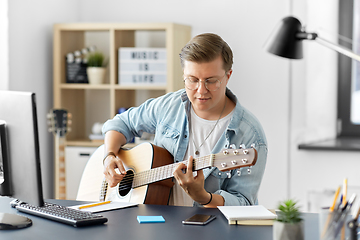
left=87, top=52, right=105, bottom=67
left=275, top=199, right=303, bottom=223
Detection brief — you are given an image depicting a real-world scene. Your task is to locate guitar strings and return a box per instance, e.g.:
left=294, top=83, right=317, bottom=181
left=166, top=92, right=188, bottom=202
left=112, top=154, right=248, bottom=189
left=118, top=157, right=212, bottom=187
left=112, top=151, right=254, bottom=190
left=115, top=155, right=253, bottom=190
left=111, top=156, right=215, bottom=188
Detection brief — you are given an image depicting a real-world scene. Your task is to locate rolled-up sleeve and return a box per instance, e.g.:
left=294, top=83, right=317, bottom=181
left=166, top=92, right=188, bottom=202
left=102, top=98, right=159, bottom=143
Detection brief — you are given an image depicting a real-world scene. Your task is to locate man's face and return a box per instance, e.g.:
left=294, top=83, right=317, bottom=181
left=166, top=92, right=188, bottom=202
left=183, top=55, right=232, bottom=120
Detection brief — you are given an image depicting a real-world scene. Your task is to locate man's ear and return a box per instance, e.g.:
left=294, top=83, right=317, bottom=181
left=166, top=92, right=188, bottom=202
left=226, top=69, right=233, bottom=83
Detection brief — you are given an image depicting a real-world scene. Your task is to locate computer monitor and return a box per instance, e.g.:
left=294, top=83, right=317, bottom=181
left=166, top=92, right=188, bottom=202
left=0, top=90, right=45, bottom=229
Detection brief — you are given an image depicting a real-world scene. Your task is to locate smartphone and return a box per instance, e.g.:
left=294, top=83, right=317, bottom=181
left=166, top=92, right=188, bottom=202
left=182, top=214, right=216, bottom=225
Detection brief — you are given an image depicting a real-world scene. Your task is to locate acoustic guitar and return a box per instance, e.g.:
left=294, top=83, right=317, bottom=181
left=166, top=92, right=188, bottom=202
left=76, top=142, right=257, bottom=205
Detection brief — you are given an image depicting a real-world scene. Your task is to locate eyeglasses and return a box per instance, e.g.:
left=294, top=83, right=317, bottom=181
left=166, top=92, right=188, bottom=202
left=183, top=73, right=227, bottom=91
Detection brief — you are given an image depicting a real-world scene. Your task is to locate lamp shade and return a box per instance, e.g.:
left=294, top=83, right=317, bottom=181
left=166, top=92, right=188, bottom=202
left=265, top=16, right=304, bottom=59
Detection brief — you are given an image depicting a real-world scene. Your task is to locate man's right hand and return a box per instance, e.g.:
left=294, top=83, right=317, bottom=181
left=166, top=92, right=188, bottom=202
left=103, top=154, right=127, bottom=188
left=103, top=130, right=128, bottom=187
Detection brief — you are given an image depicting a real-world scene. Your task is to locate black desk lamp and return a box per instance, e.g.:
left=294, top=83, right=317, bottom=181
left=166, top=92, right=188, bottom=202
left=265, top=16, right=360, bottom=240
left=265, top=16, right=360, bottom=62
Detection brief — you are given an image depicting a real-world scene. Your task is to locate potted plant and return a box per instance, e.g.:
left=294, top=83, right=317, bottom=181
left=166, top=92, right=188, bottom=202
left=273, top=199, right=304, bottom=240
left=86, top=52, right=107, bottom=84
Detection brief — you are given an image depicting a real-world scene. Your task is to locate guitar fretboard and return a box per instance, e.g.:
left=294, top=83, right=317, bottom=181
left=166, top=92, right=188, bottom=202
left=55, top=136, right=66, bottom=199
left=132, top=154, right=215, bottom=188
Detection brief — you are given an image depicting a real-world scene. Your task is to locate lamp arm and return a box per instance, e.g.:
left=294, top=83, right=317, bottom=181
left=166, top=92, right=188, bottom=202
left=315, top=35, right=360, bottom=62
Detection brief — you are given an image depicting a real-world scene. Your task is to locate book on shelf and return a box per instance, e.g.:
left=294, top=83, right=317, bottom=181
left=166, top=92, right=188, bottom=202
left=217, top=205, right=277, bottom=225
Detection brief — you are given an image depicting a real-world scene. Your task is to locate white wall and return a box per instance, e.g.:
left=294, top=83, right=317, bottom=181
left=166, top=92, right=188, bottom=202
left=7, top=0, right=81, bottom=198
left=6, top=0, right=359, bottom=210
left=0, top=0, right=9, bottom=90
left=290, top=0, right=360, bottom=212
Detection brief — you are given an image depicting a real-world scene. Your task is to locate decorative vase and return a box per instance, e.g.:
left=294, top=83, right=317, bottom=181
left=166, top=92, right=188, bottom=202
left=273, top=221, right=304, bottom=240
left=87, top=67, right=106, bottom=84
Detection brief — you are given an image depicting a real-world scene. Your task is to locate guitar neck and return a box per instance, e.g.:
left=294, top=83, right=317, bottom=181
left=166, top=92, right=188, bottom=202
left=132, top=155, right=214, bottom=188
left=54, top=135, right=66, bottom=199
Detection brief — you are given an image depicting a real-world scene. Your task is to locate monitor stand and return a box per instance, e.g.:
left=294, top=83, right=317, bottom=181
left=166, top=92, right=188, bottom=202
left=0, top=212, right=32, bottom=230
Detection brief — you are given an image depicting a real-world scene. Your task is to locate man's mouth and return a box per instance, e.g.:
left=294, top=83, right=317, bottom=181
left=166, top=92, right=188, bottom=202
left=196, top=97, right=210, bottom=101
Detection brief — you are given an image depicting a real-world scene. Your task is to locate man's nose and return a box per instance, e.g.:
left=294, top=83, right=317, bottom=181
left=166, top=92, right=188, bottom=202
left=197, top=80, right=208, bottom=93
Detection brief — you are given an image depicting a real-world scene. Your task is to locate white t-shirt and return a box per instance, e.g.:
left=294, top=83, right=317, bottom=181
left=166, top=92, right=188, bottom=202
left=169, top=106, right=233, bottom=206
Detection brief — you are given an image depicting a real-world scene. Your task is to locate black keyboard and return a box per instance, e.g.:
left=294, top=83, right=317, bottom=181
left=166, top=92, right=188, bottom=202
left=10, top=199, right=108, bottom=227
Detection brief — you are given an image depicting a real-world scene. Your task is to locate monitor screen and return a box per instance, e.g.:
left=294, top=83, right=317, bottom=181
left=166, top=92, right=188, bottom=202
left=0, top=91, right=44, bottom=207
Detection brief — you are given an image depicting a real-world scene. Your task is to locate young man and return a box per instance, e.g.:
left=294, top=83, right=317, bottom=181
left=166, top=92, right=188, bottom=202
left=102, top=33, right=267, bottom=207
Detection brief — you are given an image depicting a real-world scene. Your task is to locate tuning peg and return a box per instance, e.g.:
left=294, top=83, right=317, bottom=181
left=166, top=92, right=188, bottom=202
left=237, top=169, right=242, bottom=176
left=67, top=127, right=72, bottom=132
left=247, top=166, right=252, bottom=174
left=251, top=143, right=256, bottom=148
left=239, top=144, right=245, bottom=149
left=67, top=120, right=72, bottom=125
left=229, top=144, right=236, bottom=149
left=226, top=172, right=231, bottom=178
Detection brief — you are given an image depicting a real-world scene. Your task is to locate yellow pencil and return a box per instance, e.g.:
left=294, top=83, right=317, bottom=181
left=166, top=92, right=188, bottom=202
left=321, top=186, right=341, bottom=238
left=79, top=201, right=111, bottom=209
left=330, top=186, right=341, bottom=212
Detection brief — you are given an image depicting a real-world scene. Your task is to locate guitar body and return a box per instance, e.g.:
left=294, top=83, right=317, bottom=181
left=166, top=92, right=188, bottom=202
left=77, top=143, right=174, bottom=205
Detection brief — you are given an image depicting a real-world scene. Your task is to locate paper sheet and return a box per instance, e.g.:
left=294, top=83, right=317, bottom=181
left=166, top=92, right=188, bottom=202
left=69, top=202, right=138, bottom=213
left=217, top=205, right=277, bottom=221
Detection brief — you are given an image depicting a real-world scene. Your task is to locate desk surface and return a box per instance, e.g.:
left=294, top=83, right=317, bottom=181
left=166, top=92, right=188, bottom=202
left=0, top=197, right=319, bottom=240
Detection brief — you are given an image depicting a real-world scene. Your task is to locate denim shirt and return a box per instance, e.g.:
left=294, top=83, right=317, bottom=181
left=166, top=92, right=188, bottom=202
left=102, top=88, right=267, bottom=206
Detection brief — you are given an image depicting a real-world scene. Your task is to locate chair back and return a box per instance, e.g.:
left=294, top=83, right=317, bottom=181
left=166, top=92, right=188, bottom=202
left=76, top=145, right=105, bottom=201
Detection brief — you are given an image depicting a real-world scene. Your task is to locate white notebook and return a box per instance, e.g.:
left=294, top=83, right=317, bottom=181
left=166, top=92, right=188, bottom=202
left=217, top=205, right=277, bottom=221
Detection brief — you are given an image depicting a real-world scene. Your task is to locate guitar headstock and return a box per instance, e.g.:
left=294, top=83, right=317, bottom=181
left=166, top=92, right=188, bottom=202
left=47, top=109, right=72, bottom=137
left=213, top=148, right=257, bottom=172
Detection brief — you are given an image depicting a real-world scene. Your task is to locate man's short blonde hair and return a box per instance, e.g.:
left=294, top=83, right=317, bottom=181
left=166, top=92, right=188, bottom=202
left=179, top=33, right=233, bottom=72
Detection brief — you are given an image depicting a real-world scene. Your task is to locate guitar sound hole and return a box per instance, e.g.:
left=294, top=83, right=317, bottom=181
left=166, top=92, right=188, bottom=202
left=118, top=170, right=134, bottom=197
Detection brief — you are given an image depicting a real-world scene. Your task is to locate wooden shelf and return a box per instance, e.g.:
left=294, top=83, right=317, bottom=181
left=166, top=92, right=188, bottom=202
left=66, top=140, right=103, bottom=147
left=53, top=22, right=191, bottom=145
left=60, top=83, right=112, bottom=89
left=60, top=83, right=168, bottom=90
